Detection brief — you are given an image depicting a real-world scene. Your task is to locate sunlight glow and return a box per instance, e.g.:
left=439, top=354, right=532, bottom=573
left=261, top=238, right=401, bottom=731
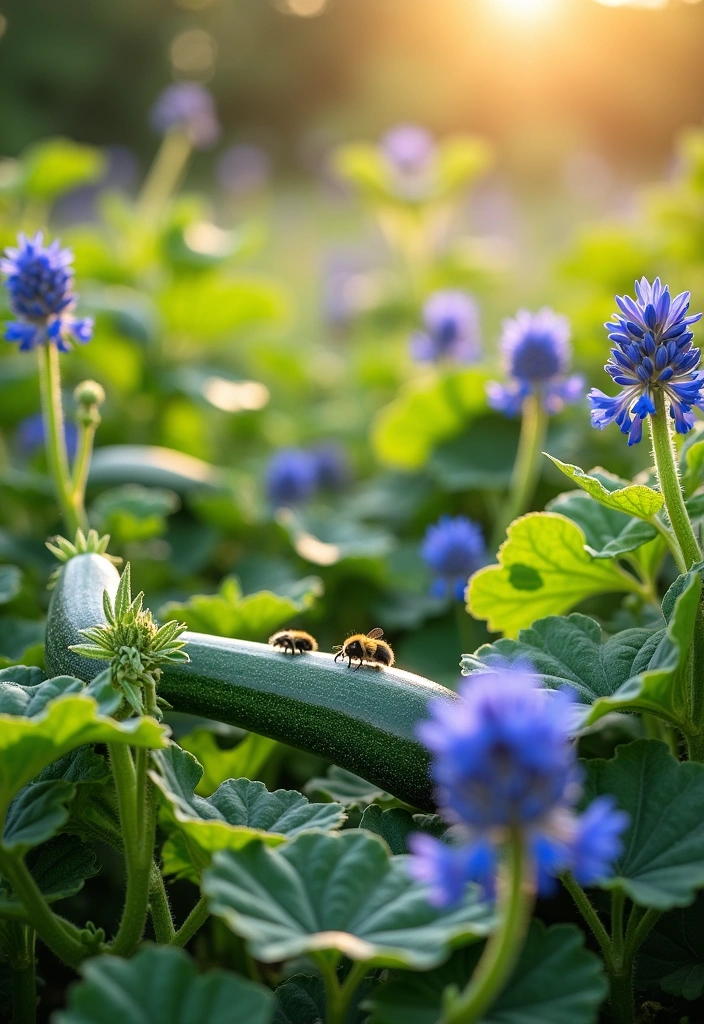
left=489, top=0, right=560, bottom=23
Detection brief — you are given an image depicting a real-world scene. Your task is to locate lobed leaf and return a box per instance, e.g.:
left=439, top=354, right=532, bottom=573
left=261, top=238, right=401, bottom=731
left=545, top=458, right=663, bottom=520
left=0, top=834, right=98, bottom=919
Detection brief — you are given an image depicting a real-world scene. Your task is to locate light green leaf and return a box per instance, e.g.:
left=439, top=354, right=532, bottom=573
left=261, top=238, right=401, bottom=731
left=0, top=691, right=167, bottom=815
left=546, top=458, right=663, bottom=520
left=152, top=745, right=345, bottom=873
left=91, top=484, right=180, bottom=544
left=20, top=137, right=106, bottom=200
left=463, top=569, right=701, bottom=728
left=0, top=566, right=21, bottom=605
left=161, top=575, right=322, bottom=640
left=54, top=945, right=274, bottom=1024
left=365, top=922, right=607, bottom=1024
left=204, top=830, right=493, bottom=969
left=304, top=767, right=396, bottom=810
left=360, top=806, right=447, bottom=855
left=372, top=369, right=491, bottom=470
left=3, top=780, right=74, bottom=854
left=639, top=892, right=704, bottom=1000
left=583, top=740, right=704, bottom=909
left=0, top=834, right=98, bottom=918
left=547, top=490, right=658, bottom=560
left=467, top=513, right=639, bottom=637
left=180, top=729, right=277, bottom=796
left=159, top=271, right=290, bottom=343
left=680, top=426, right=704, bottom=495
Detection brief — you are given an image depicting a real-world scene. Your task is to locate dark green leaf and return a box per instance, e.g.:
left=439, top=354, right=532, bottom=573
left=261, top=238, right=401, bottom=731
left=274, top=973, right=374, bottom=1024
left=91, top=484, right=180, bottom=543
left=429, top=416, right=519, bottom=491
left=547, top=490, right=657, bottom=559
left=54, top=945, right=274, bottom=1024
left=0, top=618, right=44, bottom=669
left=204, top=830, right=493, bottom=969
left=0, top=834, right=98, bottom=918
left=3, top=780, right=75, bottom=853
left=639, top=892, right=704, bottom=1000
left=304, top=767, right=396, bottom=811
left=0, top=566, right=22, bottom=605
left=277, top=509, right=393, bottom=566
left=360, top=806, right=447, bottom=855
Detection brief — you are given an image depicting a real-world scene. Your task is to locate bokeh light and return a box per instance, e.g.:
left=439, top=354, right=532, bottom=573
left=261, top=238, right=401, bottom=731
left=275, top=0, right=328, bottom=16
left=170, top=28, right=217, bottom=76
left=489, top=0, right=560, bottom=22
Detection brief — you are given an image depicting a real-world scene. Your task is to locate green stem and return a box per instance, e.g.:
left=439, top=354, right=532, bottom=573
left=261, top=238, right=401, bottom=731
left=137, top=129, right=193, bottom=223
left=610, top=889, right=626, bottom=965
left=38, top=345, right=83, bottom=534
left=7, top=922, right=36, bottom=1024
left=650, top=390, right=701, bottom=569
left=608, top=970, right=635, bottom=1024
left=171, top=896, right=210, bottom=948
left=492, top=394, right=548, bottom=549
left=70, top=419, right=97, bottom=510
left=442, top=830, right=533, bottom=1024
left=321, top=960, right=370, bottom=1024
left=561, top=873, right=612, bottom=963
left=0, top=851, right=85, bottom=968
left=648, top=515, right=687, bottom=574
left=623, top=907, right=661, bottom=961
left=149, top=864, right=175, bottom=944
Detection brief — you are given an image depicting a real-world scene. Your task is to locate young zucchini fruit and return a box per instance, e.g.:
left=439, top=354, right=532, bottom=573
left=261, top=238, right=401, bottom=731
left=44, top=554, right=460, bottom=810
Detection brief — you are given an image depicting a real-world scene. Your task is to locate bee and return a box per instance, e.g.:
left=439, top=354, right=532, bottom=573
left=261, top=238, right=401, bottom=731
left=333, top=628, right=395, bottom=670
left=268, top=630, right=319, bottom=656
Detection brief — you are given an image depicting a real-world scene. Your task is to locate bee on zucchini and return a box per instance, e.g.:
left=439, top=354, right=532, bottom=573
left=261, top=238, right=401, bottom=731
left=268, top=629, right=319, bottom=656
left=333, top=628, right=395, bottom=670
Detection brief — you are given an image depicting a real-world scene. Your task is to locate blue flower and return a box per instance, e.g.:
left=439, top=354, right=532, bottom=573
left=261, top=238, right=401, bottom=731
left=150, top=83, right=219, bottom=149
left=408, top=832, right=495, bottom=907
left=420, top=515, right=486, bottom=601
left=487, top=308, right=584, bottom=417
left=381, top=124, right=435, bottom=176
left=16, top=412, right=78, bottom=461
left=409, top=662, right=628, bottom=906
left=588, top=277, right=704, bottom=446
left=311, top=444, right=350, bottom=491
left=1, top=233, right=93, bottom=353
left=411, top=291, right=482, bottom=365
left=217, top=144, right=271, bottom=196
left=266, top=449, right=318, bottom=507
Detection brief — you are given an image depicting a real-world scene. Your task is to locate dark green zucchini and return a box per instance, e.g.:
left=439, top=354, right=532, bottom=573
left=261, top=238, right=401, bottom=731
left=45, top=554, right=460, bottom=810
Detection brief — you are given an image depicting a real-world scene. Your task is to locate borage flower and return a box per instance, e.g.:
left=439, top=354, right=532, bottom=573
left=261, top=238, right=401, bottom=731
left=150, top=83, right=219, bottom=149
left=588, top=277, right=703, bottom=445
left=420, top=515, right=486, bottom=601
left=408, top=662, right=628, bottom=906
left=1, top=233, right=93, bottom=353
left=411, top=290, right=482, bottom=365
left=487, top=308, right=584, bottom=417
left=266, top=448, right=318, bottom=508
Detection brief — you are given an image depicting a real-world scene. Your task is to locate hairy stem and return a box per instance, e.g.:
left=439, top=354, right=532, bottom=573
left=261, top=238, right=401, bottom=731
left=38, top=345, right=83, bottom=534
left=7, top=922, right=37, bottom=1024
left=492, top=393, right=547, bottom=548
left=561, top=873, right=613, bottom=963
left=171, top=895, right=210, bottom=948
left=442, top=830, right=533, bottom=1024
left=650, top=390, right=701, bottom=569
left=149, top=864, right=175, bottom=944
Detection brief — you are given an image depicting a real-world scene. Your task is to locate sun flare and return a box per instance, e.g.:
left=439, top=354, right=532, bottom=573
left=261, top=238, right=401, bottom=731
left=489, top=0, right=560, bottom=22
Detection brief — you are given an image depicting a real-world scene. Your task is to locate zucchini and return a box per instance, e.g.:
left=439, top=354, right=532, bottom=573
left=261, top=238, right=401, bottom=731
left=45, top=554, right=460, bottom=810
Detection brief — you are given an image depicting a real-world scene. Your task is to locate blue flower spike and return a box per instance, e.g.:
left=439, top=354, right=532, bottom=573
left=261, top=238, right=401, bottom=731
left=420, top=515, right=486, bottom=601
left=487, top=308, right=584, bottom=417
left=589, top=277, right=704, bottom=445
left=150, top=82, right=220, bottom=150
left=266, top=448, right=318, bottom=508
left=409, top=662, right=628, bottom=906
left=411, top=290, right=482, bottom=365
left=1, top=232, right=93, bottom=353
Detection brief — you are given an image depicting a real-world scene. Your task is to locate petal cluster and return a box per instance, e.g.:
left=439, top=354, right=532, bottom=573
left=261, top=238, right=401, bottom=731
left=420, top=515, right=486, bottom=600
left=588, top=277, right=703, bottom=445
left=150, top=83, right=219, bottom=149
left=381, top=124, right=435, bottom=176
left=408, top=663, right=628, bottom=906
left=2, top=233, right=93, bottom=353
left=487, top=308, right=583, bottom=416
left=411, top=290, right=482, bottom=365
left=266, top=445, right=350, bottom=507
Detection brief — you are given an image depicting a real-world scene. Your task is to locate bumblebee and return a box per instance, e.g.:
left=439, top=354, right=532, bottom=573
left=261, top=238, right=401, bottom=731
left=333, top=628, right=395, bottom=670
left=268, top=630, right=319, bottom=655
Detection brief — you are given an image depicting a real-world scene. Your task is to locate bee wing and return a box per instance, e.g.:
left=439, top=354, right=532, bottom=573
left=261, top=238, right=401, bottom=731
left=366, top=627, right=384, bottom=640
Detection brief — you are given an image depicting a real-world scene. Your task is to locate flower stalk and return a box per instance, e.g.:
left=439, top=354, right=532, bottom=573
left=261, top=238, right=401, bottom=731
left=649, top=389, right=701, bottom=569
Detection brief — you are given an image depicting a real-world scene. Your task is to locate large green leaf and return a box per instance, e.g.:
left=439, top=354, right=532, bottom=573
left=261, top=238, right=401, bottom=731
left=54, top=945, right=274, bottom=1024
left=0, top=690, right=167, bottom=814
left=0, top=566, right=21, bottom=605
left=467, top=513, right=640, bottom=637
left=180, top=729, right=278, bottom=796
left=365, top=922, right=607, bottom=1024
left=20, top=137, right=105, bottom=200
left=545, top=458, right=663, bottom=520
left=0, top=673, right=84, bottom=716
left=304, top=767, right=396, bottom=811
left=639, top=893, right=704, bottom=1000
left=360, top=806, right=447, bottom=855
left=463, top=569, right=701, bottom=727
left=3, top=780, right=74, bottom=854
left=429, top=417, right=519, bottom=491
left=546, top=490, right=657, bottom=560
left=204, top=830, right=493, bottom=969
left=0, top=834, right=98, bottom=918
left=0, top=618, right=44, bottom=669
left=583, top=740, right=704, bottom=909
left=372, top=369, right=491, bottom=470
left=152, top=745, right=345, bottom=872
left=161, top=575, right=322, bottom=640
left=91, top=484, right=180, bottom=544
left=277, top=509, right=394, bottom=566
left=274, top=974, right=373, bottom=1024
left=159, top=271, right=290, bottom=343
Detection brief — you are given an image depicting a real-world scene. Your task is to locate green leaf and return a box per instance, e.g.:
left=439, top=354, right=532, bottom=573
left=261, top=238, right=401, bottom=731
left=304, top=767, right=396, bottom=810
left=159, top=271, right=290, bottom=344
left=467, top=513, right=639, bottom=637
left=0, top=566, right=21, bottom=605
left=365, top=922, right=607, bottom=1024
left=180, top=729, right=278, bottom=796
left=639, top=892, right=704, bottom=1000
left=161, top=575, right=322, bottom=640
left=152, top=745, right=345, bottom=872
left=463, top=569, right=701, bottom=727
left=583, top=740, right=704, bottom=909
left=0, top=690, right=167, bottom=815
left=547, top=490, right=658, bottom=560
left=54, top=945, right=274, bottom=1024
left=429, top=416, right=519, bottom=491
left=0, top=673, right=84, bottom=716
left=0, top=618, right=44, bottom=669
left=20, top=137, right=106, bottom=200
left=372, top=369, right=491, bottom=470
left=277, top=509, right=394, bottom=566
left=91, top=484, right=180, bottom=544
left=204, top=830, right=493, bottom=969
left=274, top=974, right=373, bottom=1024
left=680, top=426, right=704, bottom=495
left=3, top=780, right=75, bottom=854
left=360, top=806, right=447, bottom=855
left=545, top=458, right=663, bottom=520
left=0, top=834, right=98, bottom=918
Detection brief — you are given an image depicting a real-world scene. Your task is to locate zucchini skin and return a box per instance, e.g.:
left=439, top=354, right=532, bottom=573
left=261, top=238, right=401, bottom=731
left=45, top=554, right=460, bottom=810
